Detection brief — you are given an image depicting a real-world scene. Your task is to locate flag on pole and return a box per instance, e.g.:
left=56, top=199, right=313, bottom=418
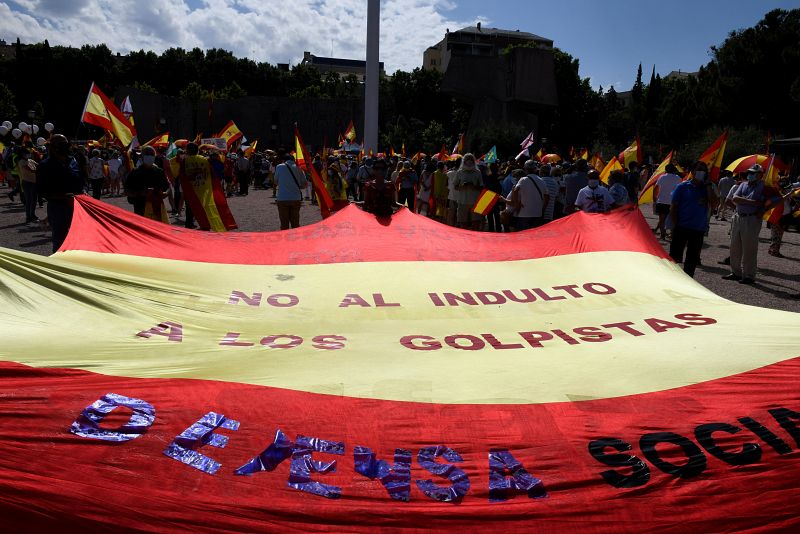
left=697, top=131, right=728, bottom=183
left=81, top=82, right=137, bottom=148
left=761, top=155, right=784, bottom=225
left=295, top=126, right=334, bottom=218
left=471, top=189, right=500, bottom=216
left=437, top=144, right=449, bottom=161
left=590, top=153, right=605, bottom=172
left=520, top=131, right=535, bottom=149
left=120, top=96, right=134, bottom=126
left=579, top=148, right=589, bottom=161
left=143, top=133, right=170, bottom=148
left=617, top=137, right=643, bottom=169
left=216, top=121, right=243, bottom=149
left=599, top=156, right=623, bottom=184
left=452, top=133, right=465, bottom=155
left=482, top=146, right=498, bottom=164
left=343, top=120, right=357, bottom=142
left=401, top=143, right=406, bottom=158
left=515, top=147, right=530, bottom=161
left=244, top=140, right=258, bottom=158
left=534, top=148, right=544, bottom=161
left=638, top=150, right=674, bottom=205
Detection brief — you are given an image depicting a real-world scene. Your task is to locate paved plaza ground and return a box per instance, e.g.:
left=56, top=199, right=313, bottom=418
left=1, top=184, right=798, bottom=313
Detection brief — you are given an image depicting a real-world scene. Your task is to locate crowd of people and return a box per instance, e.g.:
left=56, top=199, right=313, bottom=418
left=1, top=135, right=799, bottom=293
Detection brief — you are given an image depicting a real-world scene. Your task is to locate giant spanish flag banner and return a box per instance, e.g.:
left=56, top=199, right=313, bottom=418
left=2, top=197, right=800, bottom=531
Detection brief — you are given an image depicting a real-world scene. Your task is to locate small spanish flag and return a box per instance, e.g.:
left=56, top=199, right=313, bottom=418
left=471, top=188, right=500, bottom=216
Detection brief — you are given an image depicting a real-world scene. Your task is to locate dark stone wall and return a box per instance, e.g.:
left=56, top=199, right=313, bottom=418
left=115, top=86, right=364, bottom=150
left=439, top=46, right=557, bottom=130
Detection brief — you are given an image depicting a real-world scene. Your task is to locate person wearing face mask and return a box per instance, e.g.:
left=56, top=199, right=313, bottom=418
left=668, top=161, right=718, bottom=277
left=362, top=158, right=396, bottom=217
left=124, top=146, right=170, bottom=219
left=723, top=164, right=766, bottom=284
left=35, top=134, right=83, bottom=252
left=574, top=170, right=614, bottom=213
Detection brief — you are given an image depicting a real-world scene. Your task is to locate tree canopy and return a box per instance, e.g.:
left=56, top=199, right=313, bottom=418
left=0, top=8, right=796, bottom=159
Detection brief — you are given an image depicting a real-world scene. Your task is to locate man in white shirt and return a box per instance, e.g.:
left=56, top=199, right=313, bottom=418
left=87, top=149, right=105, bottom=200
left=575, top=170, right=614, bottom=213
left=510, top=160, right=549, bottom=230
left=653, top=164, right=682, bottom=239
left=107, top=153, right=123, bottom=197
left=446, top=159, right=459, bottom=226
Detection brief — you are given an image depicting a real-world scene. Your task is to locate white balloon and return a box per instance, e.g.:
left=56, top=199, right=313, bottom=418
left=24, top=125, right=32, bottom=135
left=0, top=126, right=8, bottom=136
left=2, top=121, right=11, bottom=129
left=32, top=124, right=39, bottom=135
left=12, top=128, right=22, bottom=138
left=44, top=122, right=54, bottom=132
left=36, top=137, right=46, bottom=146
left=18, top=121, right=28, bottom=130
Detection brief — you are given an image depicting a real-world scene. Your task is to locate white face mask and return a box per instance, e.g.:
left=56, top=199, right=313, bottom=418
left=588, top=179, right=599, bottom=188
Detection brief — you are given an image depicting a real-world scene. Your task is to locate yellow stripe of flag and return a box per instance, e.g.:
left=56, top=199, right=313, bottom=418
left=472, top=189, right=499, bottom=216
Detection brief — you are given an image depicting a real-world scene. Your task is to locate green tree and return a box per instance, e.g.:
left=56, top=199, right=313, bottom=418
left=420, top=120, right=445, bottom=153
left=218, top=81, right=247, bottom=100
left=0, top=83, right=17, bottom=120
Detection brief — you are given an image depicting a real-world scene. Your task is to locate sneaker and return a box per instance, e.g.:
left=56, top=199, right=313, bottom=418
left=722, top=273, right=741, bottom=281
left=738, top=278, right=755, bottom=285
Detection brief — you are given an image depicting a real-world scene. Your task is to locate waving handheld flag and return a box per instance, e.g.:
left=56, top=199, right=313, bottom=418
left=81, top=82, right=137, bottom=148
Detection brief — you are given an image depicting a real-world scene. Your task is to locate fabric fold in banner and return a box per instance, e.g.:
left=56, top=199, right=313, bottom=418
left=1, top=196, right=800, bottom=531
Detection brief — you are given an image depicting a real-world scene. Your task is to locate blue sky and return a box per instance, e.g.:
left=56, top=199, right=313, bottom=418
left=454, top=0, right=800, bottom=89
left=1, top=0, right=799, bottom=91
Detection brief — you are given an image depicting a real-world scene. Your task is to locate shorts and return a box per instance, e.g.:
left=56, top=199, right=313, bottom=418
left=656, top=203, right=671, bottom=215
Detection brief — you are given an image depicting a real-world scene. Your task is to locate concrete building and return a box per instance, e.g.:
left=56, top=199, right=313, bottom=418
left=301, top=51, right=384, bottom=82
left=424, top=23, right=558, bottom=136
left=423, top=23, right=553, bottom=73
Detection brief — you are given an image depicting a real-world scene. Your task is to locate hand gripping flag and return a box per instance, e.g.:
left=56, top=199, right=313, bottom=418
left=2, top=198, right=800, bottom=531
left=81, top=82, right=137, bottom=147
left=471, top=188, right=500, bottom=216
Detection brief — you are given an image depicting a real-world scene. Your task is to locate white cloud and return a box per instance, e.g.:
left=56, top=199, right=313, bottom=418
left=0, top=0, right=480, bottom=73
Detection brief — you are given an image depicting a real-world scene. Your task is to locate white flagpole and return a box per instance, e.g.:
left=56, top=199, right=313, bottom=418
left=364, top=0, right=379, bottom=154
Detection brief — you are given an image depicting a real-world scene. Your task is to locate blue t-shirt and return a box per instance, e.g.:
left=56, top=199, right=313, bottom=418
left=671, top=181, right=709, bottom=232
